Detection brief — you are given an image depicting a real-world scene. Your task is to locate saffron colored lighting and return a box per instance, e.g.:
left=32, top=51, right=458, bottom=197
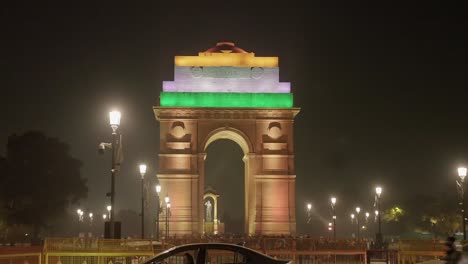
left=175, top=54, right=278, bottom=67
left=160, top=92, right=293, bottom=108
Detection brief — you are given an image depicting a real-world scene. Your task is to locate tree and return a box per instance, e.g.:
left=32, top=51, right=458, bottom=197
left=0, top=131, right=87, bottom=242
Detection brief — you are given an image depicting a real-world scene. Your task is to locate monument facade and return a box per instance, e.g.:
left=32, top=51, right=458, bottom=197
left=154, top=42, right=300, bottom=235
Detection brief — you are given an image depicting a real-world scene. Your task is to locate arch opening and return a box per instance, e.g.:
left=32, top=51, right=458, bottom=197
left=205, top=139, right=245, bottom=234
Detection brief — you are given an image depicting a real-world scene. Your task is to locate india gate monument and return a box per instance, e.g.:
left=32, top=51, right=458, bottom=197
left=154, top=42, right=300, bottom=236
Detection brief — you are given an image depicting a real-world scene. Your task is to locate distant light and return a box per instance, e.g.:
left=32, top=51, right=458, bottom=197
left=376, top=186, right=382, bottom=196
left=167, top=203, right=171, bottom=209
left=328, top=222, right=332, bottom=226
left=139, top=164, right=147, bottom=177
left=307, top=203, right=312, bottom=210
left=156, top=184, right=161, bottom=194
left=77, top=209, right=82, bottom=214
left=109, top=111, right=121, bottom=127
left=351, top=214, right=355, bottom=219
left=459, top=167, right=467, bottom=181
left=89, top=213, right=93, bottom=218
left=103, top=214, right=107, bottom=220
left=331, top=197, right=337, bottom=205
left=165, top=195, right=170, bottom=204
left=107, top=205, right=112, bottom=211
left=375, top=210, right=379, bottom=215
left=356, top=207, right=361, bottom=214
left=365, top=212, right=370, bottom=218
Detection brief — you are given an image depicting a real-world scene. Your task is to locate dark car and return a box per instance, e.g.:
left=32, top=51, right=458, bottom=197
left=143, top=242, right=291, bottom=264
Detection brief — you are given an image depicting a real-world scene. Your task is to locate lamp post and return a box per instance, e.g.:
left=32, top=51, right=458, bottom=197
left=165, top=195, right=170, bottom=238
left=306, top=203, right=312, bottom=224
left=331, top=197, right=337, bottom=240
left=109, top=110, right=121, bottom=239
left=458, top=167, right=467, bottom=240
left=155, top=184, right=161, bottom=240
left=355, top=207, right=361, bottom=240
left=77, top=209, right=83, bottom=236
left=376, top=186, right=383, bottom=246
left=107, top=205, right=112, bottom=220
left=139, top=164, right=147, bottom=239
left=77, top=209, right=83, bottom=222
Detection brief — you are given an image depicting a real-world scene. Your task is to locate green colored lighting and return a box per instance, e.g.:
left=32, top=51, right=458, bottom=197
left=160, top=92, right=293, bottom=108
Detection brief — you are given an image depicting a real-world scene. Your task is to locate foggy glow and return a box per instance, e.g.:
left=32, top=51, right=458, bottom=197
left=376, top=186, right=382, bottom=196
left=307, top=203, right=312, bottom=210
left=160, top=92, right=293, bottom=108
left=459, top=167, right=467, bottom=180
left=331, top=197, right=336, bottom=205
left=356, top=207, right=361, bottom=214
left=139, top=164, right=147, bottom=176
left=109, top=111, right=121, bottom=126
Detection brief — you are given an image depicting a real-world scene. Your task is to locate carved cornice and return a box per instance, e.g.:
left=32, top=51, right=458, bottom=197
left=154, top=107, right=300, bottom=120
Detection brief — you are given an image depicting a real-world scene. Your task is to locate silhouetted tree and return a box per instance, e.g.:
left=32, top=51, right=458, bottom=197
left=0, top=131, right=87, bottom=242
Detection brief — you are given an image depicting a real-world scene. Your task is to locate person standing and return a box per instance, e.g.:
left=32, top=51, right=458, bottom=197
left=442, top=236, right=462, bottom=264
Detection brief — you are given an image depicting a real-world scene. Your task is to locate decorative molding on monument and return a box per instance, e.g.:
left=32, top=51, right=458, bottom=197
left=259, top=154, right=295, bottom=158
left=159, top=153, right=199, bottom=158
left=255, top=174, right=296, bottom=180
left=157, top=174, right=200, bottom=179
left=154, top=107, right=300, bottom=120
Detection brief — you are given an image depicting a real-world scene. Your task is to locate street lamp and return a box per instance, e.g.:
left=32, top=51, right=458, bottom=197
left=375, top=186, right=383, bottom=247
left=103, top=214, right=107, bottom=220
left=458, top=167, right=467, bottom=240
left=109, top=110, right=121, bottom=239
left=107, top=205, right=112, bottom=220
left=331, top=197, right=337, bottom=240
left=355, top=207, right=361, bottom=240
left=77, top=209, right=83, bottom=221
left=365, top=212, right=370, bottom=222
left=306, top=203, right=312, bottom=224
left=165, top=195, right=170, bottom=238
left=139, top=164, right=147, bottom=239
left=155, top=184, right=162, bottom=240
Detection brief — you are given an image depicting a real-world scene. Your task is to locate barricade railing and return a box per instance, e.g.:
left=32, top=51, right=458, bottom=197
left=0, top=237, right=461, bottom=264
left=0, top=246, right=42, bottom=264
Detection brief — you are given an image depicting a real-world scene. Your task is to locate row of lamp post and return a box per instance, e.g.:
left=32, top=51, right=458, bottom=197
left=306, top=186, right=383, bottom=246
left=137, top=163, right=171, bottom=239
left=102, top=110, right=173, bottom=239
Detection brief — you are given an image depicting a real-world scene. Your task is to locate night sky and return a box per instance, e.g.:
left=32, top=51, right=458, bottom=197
left=1, top=3, right=467, bottom=236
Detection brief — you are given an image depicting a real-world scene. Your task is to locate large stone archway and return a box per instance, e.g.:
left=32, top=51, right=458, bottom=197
left=154, top=42, right=300, bottom=236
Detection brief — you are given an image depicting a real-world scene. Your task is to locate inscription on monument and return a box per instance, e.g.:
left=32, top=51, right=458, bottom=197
left=192, top=67, right=253, bottom=79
